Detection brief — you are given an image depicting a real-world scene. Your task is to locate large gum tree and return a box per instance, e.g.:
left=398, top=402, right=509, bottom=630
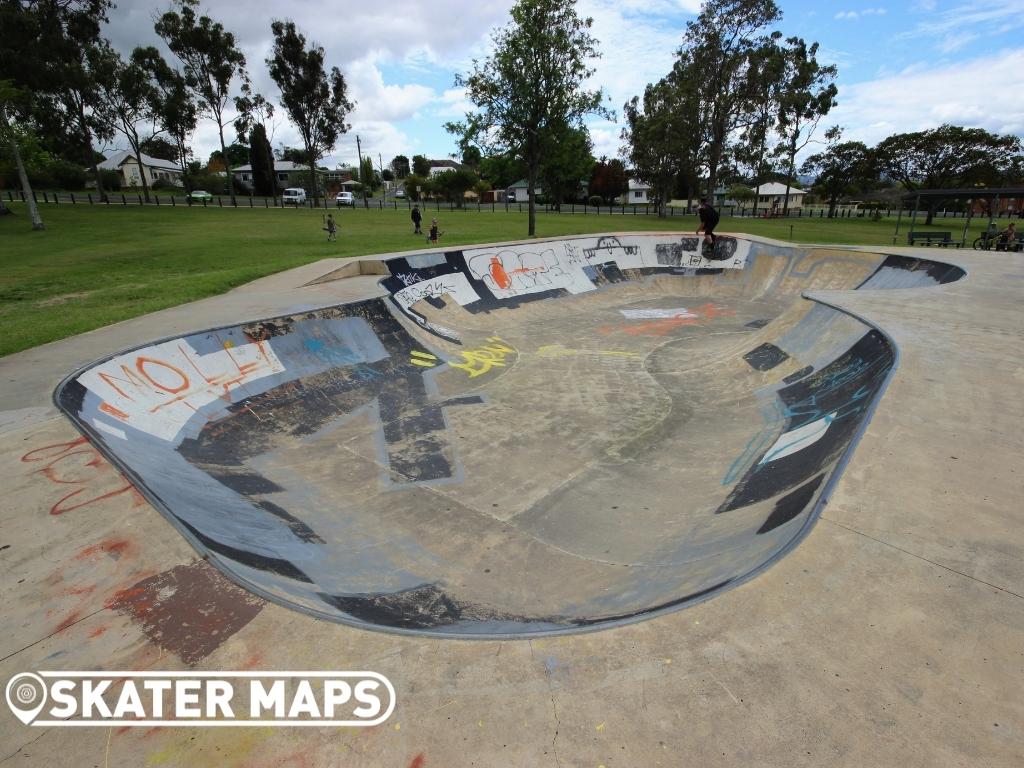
left=447, top=0, right=609, bottom=237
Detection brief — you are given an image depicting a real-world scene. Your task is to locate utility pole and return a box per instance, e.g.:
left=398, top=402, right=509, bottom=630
left=355, top=134, right=368, bottom=208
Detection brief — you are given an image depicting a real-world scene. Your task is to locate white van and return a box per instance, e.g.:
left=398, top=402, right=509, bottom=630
left=282, top=188, right=306, bottom=205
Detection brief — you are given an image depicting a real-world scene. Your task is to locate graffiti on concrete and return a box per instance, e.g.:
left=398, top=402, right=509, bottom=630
left=718, top=330, right=893, bottom=513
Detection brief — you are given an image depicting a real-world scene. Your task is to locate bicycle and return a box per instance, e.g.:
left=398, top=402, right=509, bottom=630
left=973, top=230, right=1021, bottom=251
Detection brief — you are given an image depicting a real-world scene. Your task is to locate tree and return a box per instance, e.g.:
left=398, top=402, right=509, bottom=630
left=589, top=158, right=628, bottom=204
left=735, top=34, right=783, bottom=214
left=479, top=153, right=526, bottom=190
left=411, top=154, right=431, bottom=177
left=390, top=154, right=410, bottom=178
left=875, top=125, right=1022, bottom=224
left=774, top=37, right=838, bottom=214
left=358, top=155, right=376, bottom=197
left=801, top=140, right=875, bottom=217
left=232, top=81, right=274, bottom=142
left=448, top=0, right=609, bottom=236
left=249, top=122, right=275, bottom=195
left=622, top=76, right=690, bottom=217
left=539, top=121, right=593, bottom=207
left=679, top=0, right=782, bottom=200
left=0, top=0, right=116, bottom=225
left=140, top=136, right=179, bottom=161
left=0, top=83, right=45, bottom=228
left=461, top=145, right=482, bottom=168
left=433, top=168, right=477, bottom=207
left=156, top=0, right=248, bottom=205
left=267, top=20, right=353, bottom=200
left=93, top=47, right=164, bottom=203
left=133, top=46, right=198, bottom=185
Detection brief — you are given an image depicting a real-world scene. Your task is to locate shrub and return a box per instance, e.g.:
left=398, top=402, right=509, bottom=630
left=49, top=161, right=87, bottom=190
left=99, top=169, right=122, bottom=191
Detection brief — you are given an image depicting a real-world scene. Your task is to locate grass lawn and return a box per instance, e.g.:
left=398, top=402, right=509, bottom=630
left=0, top=201, right=989, bottom=357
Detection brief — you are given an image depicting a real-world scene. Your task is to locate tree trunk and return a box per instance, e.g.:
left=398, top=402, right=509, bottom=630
left=828, top=194, right=838, bottom=218
left=78, top=104, right=107, bottom=204
left=925, top=202, right=938, bottom=226
left=527, top=151, right=539, bottom=237
left=782, top=139, right=797, bottom=215
left=12, top=138, right=44, bottom=229
left=218, top=126, right=236, bottom=206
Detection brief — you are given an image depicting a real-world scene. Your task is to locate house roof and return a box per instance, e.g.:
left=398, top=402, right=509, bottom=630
left=627, top=179, right=651, bottom=191
left=232, top=161, right=319, bottom=173
left=756, top=182, right=805, bottom=196
left=99, top=150, right=181, bottom=173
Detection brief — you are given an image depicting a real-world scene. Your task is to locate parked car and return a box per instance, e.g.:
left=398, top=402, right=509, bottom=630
left=335, top=191, right=355, bottom=207
left=188, top=190, right=213, bottom=201
left=282, top=188, right=307, bottom=205
left=394, top=188, right=405, bottom=199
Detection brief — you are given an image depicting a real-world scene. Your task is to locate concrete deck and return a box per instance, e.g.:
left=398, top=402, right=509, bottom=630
left=1, top=233, right=1021, bottom=766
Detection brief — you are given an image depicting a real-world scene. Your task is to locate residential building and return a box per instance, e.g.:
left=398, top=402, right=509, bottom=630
left=625, top=179, right=652, bottom=204
left=99, top=151, right=184, bottom=188
left=506, top=179, right=542, bottom=202
left=231, top=160, right=328, bottom=192
left=755, top=182, right=807, bottom=210
left=427, top=160, right=466, bottom=177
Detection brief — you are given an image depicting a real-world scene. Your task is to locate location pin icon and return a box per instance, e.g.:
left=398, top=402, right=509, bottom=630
left=6, top=673, right=48, bottom=725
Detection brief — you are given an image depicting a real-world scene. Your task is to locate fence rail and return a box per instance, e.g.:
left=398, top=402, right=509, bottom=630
left=3, top=188, right=1020, bottom=221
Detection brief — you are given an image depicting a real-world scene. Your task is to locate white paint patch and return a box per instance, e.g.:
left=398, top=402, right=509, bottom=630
left=91, top=418, right=127, bottom=440
left=393, top=272, right=481, bottom=311
left=619, top=308, right=698, bottom=320
left=759, top=412, right=837, bottom=465
left=78, top=337, right=286, bottom=442
left=463, top=246, right=596, bottom=299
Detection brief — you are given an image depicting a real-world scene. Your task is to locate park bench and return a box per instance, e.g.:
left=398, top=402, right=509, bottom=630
left=908, top=230, right=956, bottom=247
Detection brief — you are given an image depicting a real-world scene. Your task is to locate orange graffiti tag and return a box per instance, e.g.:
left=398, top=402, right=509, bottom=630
left=21, top=437, right=144, bottom=515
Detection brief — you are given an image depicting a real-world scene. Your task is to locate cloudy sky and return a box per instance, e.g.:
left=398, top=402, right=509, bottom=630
left=102, top=0, right=1024, bottom=169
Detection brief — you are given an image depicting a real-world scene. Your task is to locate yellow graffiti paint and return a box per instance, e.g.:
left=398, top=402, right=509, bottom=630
left=448, top=337, right=517, bottom=378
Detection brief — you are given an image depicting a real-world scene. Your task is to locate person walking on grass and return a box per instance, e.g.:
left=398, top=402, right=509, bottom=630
left=325, top=214, right=337, bottom=242
left=696, top=198, right=720, bottom=256
left=428, top=217, right=444, bottom=245
left=411, top=204, right=422, bottom=235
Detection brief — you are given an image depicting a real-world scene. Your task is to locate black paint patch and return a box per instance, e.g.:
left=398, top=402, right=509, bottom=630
left=744, top=343, right=790, bottom=371
left=177, top=519, right=314, bottom=583
left=745, top=318, right=771, bottom=329
left=718, top=330, right=893, bottom=514
left=783, top=365, right=814, bottom=384
left=206, top=471, right=285, bottom=495
left=757, top=474, right=825, bottom=534
left=319, top=584, right=562, bottom=630
left=856, top=254, right=966, bottom=289
left=256, top=501, right=325, bottom=544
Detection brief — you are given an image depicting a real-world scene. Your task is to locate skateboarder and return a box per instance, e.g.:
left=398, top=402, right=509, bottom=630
left=696, top=199, right=720, bottom=256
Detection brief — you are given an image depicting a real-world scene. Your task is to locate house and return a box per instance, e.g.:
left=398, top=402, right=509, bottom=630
left=427, top=160, right=466, bottom=177
left=755, top=182, right=806, bottom=210
left=506, top=179, right=542, bottom=202
left=231, top=161, right=327, bottom=192
left=625, top=179, right=652, bottom=205
left=99, top=151, right=184, bottom=188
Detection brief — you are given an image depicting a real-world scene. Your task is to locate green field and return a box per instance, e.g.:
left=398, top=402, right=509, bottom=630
left=0, top=201, right=990, bottom=357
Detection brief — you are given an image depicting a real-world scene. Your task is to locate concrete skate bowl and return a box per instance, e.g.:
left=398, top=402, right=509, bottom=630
left=54, top=234, right=964, bottom=638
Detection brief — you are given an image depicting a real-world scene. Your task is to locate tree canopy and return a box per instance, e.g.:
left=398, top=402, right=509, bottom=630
left=447, top=0, right=608, bottom=235
left=267, top=20, right=354, bottom=199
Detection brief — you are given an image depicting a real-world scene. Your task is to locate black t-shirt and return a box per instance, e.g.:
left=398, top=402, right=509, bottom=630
left=411, top=208, right=422, bottom=222
left=699, top=205, right=720, bottom=227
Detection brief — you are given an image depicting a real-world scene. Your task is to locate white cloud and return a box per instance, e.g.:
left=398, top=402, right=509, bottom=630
left=902, top=0, right=1024, bottom=40
left=835, top=8, right=887, bottom=20
left=345, top=57, right=436, bottom=122
left=830, top=48, right=1024, bottom=146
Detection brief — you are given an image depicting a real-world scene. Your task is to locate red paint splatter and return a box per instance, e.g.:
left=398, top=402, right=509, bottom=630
left=88, top=626, right=109, bottom=639
left=54, top=610, right=81, bottom=633
left=409, top=754, right=427, bottom=768
left=76, top=538, right=132, bottom=561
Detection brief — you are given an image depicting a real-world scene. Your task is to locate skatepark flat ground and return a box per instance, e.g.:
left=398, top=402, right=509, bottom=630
left=0, top=233, right=1021, bottom=766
